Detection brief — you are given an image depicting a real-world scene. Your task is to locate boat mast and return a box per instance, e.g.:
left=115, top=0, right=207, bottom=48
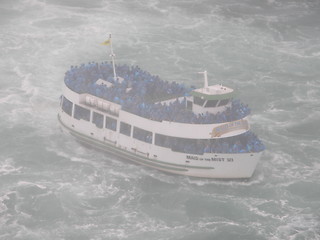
left=198, top=70, right=208, bottom=88
left=109, top=34, right=117, bottom=81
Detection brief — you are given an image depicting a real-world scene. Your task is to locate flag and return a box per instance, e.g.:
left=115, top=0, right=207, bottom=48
left=101, top=38, right=111, bottom=45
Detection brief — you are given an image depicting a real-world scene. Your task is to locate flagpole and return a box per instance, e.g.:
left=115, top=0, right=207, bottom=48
left=109, top=33, right=117, bottom=81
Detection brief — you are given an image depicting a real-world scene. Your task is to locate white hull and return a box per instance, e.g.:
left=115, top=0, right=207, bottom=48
left=58, top=110, right=261, bottom=179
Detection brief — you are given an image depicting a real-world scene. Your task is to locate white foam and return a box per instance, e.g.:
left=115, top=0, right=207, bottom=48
left=272, top=213, right=320, bottom=240
left=1, top=1, right=320, bottom=240
left=17, top=181, right=47, bottom=190
left=0, top=158, right=22, bottom=175
left=12, top=66, right=37, bottom=96
left=186, top=170, right=265, bottom=187
left=0, top=195, right=9, bottom=214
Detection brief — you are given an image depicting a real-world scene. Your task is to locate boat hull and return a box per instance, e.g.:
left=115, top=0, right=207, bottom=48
left=58, top=113, right=261, bottom=179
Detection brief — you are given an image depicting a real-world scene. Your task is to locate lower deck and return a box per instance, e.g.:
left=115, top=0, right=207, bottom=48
left=58, top=111, right=261, bottom=178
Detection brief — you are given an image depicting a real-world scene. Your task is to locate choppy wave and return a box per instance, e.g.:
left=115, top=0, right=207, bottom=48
left=1, top=0, right=320, bottom=239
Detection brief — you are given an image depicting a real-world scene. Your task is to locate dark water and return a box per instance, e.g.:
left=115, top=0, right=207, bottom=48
left=1, top=0, right=320, bottom=239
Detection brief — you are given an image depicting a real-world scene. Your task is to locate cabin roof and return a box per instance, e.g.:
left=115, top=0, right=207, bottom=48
left=191, top=84, right=235, bottom=100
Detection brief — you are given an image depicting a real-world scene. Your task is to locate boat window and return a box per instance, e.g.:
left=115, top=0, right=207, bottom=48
left=120, top=122, right=131, bottom=136
left=105, top=116, right=117, bottom=131
left=62, top=96, right=73, bottom=116
left=74, top=104, right=90, bottom=121
left=92, top=112, right=103, bottom=129
left=155, top=134, right=171, bottom=148
left=205, top=100, right=219, bottom=108
left=193, top=96, right=205, bottom=106
left=170, top=137, right=204, bottom=154
left=154, top=131, right=264, bottom=154
left=133, top=127, right=152, bottom=143
left=155, top=133, right=204, bottom=154
left=217, top=99, right=229, bottom=107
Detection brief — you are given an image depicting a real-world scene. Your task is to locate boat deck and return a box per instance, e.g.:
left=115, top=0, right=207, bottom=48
left=64, top=62, right=251, bottom=124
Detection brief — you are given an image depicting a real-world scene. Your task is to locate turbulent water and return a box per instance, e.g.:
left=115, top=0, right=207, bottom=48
left=1, top=0, right=320, bottom=239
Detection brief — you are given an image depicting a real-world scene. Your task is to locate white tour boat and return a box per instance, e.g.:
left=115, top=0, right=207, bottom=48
left=58, top=36, right=265, bottom=179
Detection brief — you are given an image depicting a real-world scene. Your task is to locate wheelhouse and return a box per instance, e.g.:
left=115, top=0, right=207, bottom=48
left=191, top=84, right=235, bottom=115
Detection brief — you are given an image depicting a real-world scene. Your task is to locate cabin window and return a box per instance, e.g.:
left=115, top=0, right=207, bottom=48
left=120, top=122, right=131, bottom=136
left=74, top=104, right=90, bottom=121
left=92, top=112, right=103, bottom=129
left=155, top=134, right=171, bottom=148
left=154, top=132, right=264, bottom=154
left=193, top=96, right=205, bottom=106
left=217, top=99, right=229, bottom=107
left=170, top=137, right=204, bottom=154
left=62, top=96, right=73, bottom=116
left=205, top=100, right=219, bottom=108
left=155, top=133, right=205, bottom=154
left=133, top=127, right=152, bottom=143
left=105, top=116, right=117, bottom=131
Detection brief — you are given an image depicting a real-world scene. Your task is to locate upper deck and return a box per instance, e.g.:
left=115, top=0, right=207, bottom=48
left=64, top=62, right=250, bottom=125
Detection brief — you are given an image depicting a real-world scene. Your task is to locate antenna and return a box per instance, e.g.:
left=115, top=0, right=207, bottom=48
left=198, top=70, right=208, bottom=89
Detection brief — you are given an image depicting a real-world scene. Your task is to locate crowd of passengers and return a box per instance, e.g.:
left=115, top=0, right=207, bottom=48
left=156, top=131, right=265, bottom=154
left=64, top=62, right=251, bottom=124
left=188, top=132, right=264, bottom=154
left=122, top=98, right=249, bottom=124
